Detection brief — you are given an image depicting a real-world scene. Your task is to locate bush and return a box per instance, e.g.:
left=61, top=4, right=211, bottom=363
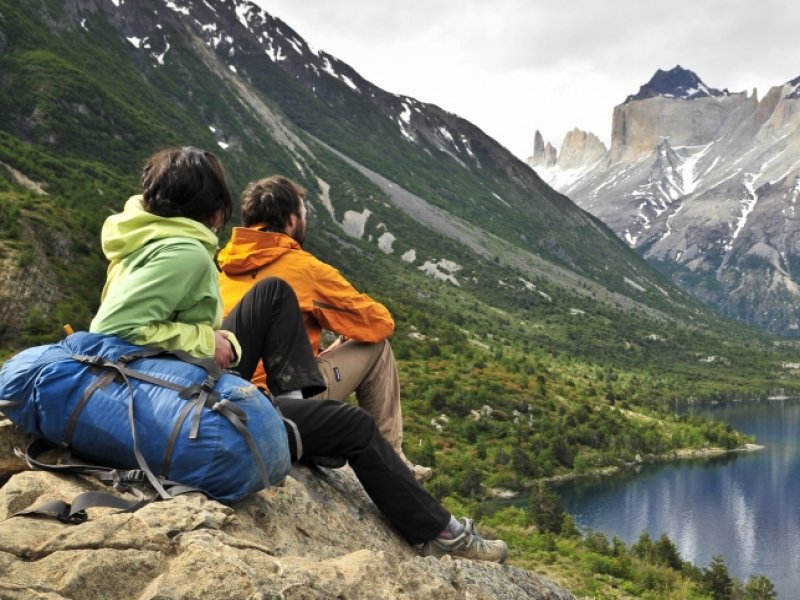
left=526, top=481, right=567, bottom=534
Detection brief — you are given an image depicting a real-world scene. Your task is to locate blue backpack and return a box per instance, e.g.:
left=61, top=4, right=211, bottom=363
left=0, top=332, right=291, bottom=513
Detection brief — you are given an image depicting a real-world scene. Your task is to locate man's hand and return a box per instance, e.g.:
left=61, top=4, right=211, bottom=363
left=214, top=330, right=235, bottom=369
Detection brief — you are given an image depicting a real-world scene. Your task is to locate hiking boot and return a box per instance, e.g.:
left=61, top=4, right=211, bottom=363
left=399, top=452, right=433, bottom=482
left=420, top=518, right=508, bottom=563
left=407, top=462, right=433, bottom=482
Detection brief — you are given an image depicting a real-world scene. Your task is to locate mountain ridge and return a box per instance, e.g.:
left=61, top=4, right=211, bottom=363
left=530, top=66, right=800, bottom=336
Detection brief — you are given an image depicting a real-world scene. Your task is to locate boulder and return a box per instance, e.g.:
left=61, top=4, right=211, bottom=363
left=0, top=424, right=575, bottom=599
left=0, top=420, right=31, bottom=479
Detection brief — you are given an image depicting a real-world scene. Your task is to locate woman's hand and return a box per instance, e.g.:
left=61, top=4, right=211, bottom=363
left=214, top=331, right=235, bottom=369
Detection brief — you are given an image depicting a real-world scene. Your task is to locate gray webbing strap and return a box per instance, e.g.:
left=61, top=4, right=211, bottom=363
left=282, top=417, right=304, bottom=461
left=113, top=367, right=172, bottom=500
left=161, top=399, right=198, bottom=477
left=212, top=399, right=271, bottom=488
left=16, top=439, right=146, bottom=484
left=13, top=440, right=204, bottom=524
left=14, top=492, right=147, bottom=524
left=64, top=370, right=116, bottom=447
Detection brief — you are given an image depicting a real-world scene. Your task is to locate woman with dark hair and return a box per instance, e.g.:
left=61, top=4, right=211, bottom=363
left=89, top=147, right=322, bottom=396
left=90, top=146, right=238, bottom=366
left=90, top=146, right=507, bottom=563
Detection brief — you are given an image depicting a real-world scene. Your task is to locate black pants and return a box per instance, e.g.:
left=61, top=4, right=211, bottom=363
left=222, top=277, right=326, bottom=398
left=223, top=277, right=450, bottom=544
left=278, top=396, right=450, bottom=544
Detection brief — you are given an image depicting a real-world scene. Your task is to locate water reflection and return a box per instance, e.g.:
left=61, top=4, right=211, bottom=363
left=556, top=399, right=800, bottom=598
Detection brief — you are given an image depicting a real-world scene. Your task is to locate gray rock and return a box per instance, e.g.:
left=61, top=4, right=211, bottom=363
left=0, top=420, right=31, bottom=478
left=0, top=445, right=575, bottom=599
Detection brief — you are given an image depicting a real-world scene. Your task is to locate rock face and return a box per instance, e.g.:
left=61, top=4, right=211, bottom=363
left=528, top=130, right=557, bottom=168
left=556, top=129, right=607, bottom=170
left=0, top=422, right=574, bottom=600
left=532, top=66, right=800, bottom=336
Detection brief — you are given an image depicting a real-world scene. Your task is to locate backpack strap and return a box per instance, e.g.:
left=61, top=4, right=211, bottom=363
left=13, top=439, right=201, bottom=523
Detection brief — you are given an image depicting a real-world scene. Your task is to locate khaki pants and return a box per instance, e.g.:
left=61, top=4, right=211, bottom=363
left=312, top=339, right=403, bottom=454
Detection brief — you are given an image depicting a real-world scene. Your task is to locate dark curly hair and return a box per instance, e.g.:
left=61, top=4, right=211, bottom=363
left=140, top=146, right=233, bottom=227
left=240, top=175, right=305, bottom=229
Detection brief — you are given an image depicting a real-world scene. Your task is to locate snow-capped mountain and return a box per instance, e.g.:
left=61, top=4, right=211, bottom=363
left=530, top=66, right=800, bottom=336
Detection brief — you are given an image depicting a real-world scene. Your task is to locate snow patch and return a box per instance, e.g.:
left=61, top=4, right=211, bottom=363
left=491, top=192, right=511, bottom=207
left=727, top=172, right=759, bottom=249
left=266, top=43, right=287, bottom=62
left=165, top=1, right=190, bottom=16
left=418, top=259, right=461, bottom=286
left=80, top=18, right=88, bottom=30
left=126, top=36, right=142, bottom=48
left=378, top=231, right=395, bottom=254
left=398, top=102, right=412, bottom=124
left=661, top=202, right=685, bottom=240
left=319, top=55, right=359, bottom=91
left=437, top=127, right=455, bottom=145
left=287, top=37, right=304, bottom=55
left=624, top=277, right=646, bottom=292
left=342, top=208, right=371, bottom=239
left=234, top=2, right=252, bottom=30
left=674, top=142, right=714, bottom=194
left=401, top=249, right=416, bottom=263
left=316, top=177, right=335, bottom=218
left=153, top=37, right=170, bottom=65
left=340, top=74, right=359, bottom=92
left=396, top=100, right=415, bottom=140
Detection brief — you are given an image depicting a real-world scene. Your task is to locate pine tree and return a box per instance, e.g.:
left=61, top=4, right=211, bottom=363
left=703, top=555, right=734, bottom=600
left=526, top=481, right=566, bottom=534
left=743, top=575, right=777, bottom=600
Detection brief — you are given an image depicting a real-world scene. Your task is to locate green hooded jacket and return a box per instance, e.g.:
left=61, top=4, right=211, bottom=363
left=90, top=195, right=240, bottom=360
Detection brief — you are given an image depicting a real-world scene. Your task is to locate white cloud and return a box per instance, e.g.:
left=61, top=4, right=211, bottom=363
left=254, top=0, right=800, bottom=160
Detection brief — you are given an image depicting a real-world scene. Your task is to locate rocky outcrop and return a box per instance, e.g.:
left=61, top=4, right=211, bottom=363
left=527, top=130, right=557, bottom=168
left=0, top=421, right=574, bottom=599
left=531, top=67, right=800, bottom=336
left=556, top=129, right=606, bottom=170
left=608, top=92, right=754, bottom=162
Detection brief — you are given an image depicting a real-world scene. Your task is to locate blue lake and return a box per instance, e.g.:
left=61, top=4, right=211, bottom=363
left=554, top=399, right=800, bottom=598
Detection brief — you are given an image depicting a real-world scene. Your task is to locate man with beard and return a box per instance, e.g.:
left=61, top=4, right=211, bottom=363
left=218, top=176, right=432, bottom=481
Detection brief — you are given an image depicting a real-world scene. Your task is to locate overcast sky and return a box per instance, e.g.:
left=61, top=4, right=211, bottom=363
left=253, top=0, right=800, bottom=162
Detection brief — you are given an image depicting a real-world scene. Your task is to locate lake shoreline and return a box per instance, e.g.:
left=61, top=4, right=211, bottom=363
left=487, top=442, right=766, bottom=499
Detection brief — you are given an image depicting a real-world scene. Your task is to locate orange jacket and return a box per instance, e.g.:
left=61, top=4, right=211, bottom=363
left=218, top=226, right=394, bottom=387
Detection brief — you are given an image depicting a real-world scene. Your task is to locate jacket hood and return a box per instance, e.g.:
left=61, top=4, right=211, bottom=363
left=101, top=196, right=219, bottom=261
left=217, top=227, right=299, bottom=275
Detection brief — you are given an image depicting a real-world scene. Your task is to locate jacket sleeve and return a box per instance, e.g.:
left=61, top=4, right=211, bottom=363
left=91, top=242, right=221, bottom=358
left=310, top=261, right=394, bottom=342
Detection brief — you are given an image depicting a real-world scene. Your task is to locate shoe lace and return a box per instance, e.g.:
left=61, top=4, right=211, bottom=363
left=462, top=519, right=490, bottom=551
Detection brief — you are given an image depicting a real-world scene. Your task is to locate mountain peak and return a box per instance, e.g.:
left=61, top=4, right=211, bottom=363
left=625, top=65, right=729, bottom=103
